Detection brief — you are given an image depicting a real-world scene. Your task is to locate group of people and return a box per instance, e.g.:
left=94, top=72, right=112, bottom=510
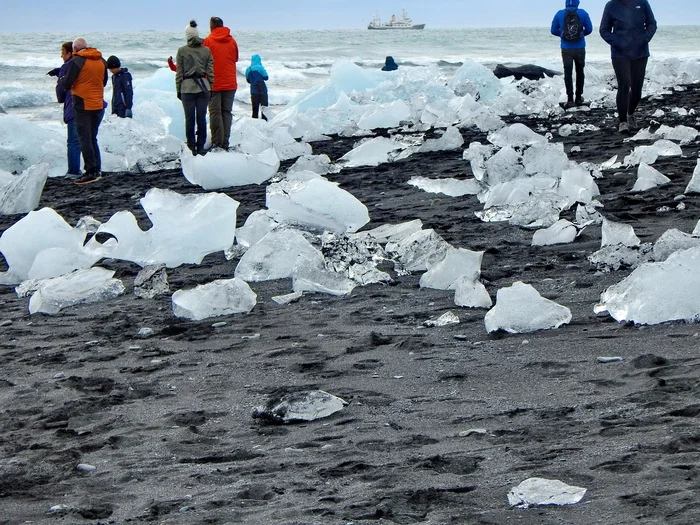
left=551, top=0, right=657, bottom=133
left=48, top=39, right=133, bottom=184
left=169, top=17, right=269, bottom=156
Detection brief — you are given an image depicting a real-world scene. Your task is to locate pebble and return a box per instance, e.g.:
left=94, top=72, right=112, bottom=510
left=76, top=463, right=97, bottom=472
left=454, top=334, right=469, bottom=341
left=211, top=322, right=227, bottom=328
left=459, top=428, right=488, bottom=437
left=597, top=356, right=624, bottom=363
left=137, top=327, right=155, bottom=338
left=85, top=340, right=100, bottom=347
left=49, top=504, right=71, bottom=512
left=241, top=333, right=260, bottom=340
left=0, top=319, right=12, bottom=327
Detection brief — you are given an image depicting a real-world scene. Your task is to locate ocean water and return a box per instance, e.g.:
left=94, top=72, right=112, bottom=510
left=1, top=26, right=699, bottom=119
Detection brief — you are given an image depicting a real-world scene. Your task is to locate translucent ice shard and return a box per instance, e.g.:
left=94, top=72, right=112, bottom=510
left=601, top=217, right=640, bottom=248
left=532, top=219, right=577, bottom=246
left=182, top=147, right=280, bottom=190
left=419, top=248, right=484, bottom=290
left=508, top=478, right=586, bottom=508
left=252, top=390, right=348, bottom=424
left=408, top=176, right=480, bottom=197
left=172, top=278, right=257, bottom=321
left=0, top=163, right=48, bottom=215
left=631, top=162, right=671, bottom=192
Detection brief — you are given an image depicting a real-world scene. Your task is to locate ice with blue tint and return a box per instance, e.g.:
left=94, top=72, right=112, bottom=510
left=0, top=114, right=65, bottom=177
left=234, top=210, right=279, bottom=249
left=450, top=59, right=503, bottom=102
left=337, top=136, right=407, bottom=168
left=181, top=147, right=280, bottom=190
left=229, top=118, right=312, bottom=161
left=172, top=278, right=257, bottom=321
left=0, top=163, right=48, bottom=215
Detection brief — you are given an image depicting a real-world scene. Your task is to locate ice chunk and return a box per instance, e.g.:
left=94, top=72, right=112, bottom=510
left=651, top=229, right=700, bottom=262
left=0, top=208, right=98, bottom=285
left=482, top=177, right=558, bottom=209
left=532, top=219, right=577, bottom=246
left=419, top=248, right=484, bottom=290
left=321, top=232, right=391, bottom=285
left=484, top=281, right=572, bottom=333
left=508, top=478, right=586, bottom=508
left=651, top=124, right=699, bottom=145
left=229, top=118, right=312, bottom=161
left=522, top=142, right=569, bottom=178
left=417, top=126, right=464, bottom=152
left=235, top=210, right=279, bottom=249
left=451, top=59, right=502, bottom=102
left=424, top=311, right=460, bottom=327
left=684, top=159, right=700, bottom=194
left=182, top=147, right=279, bottom=190
left=385, top=229, right=451, bottom=273
left=483, top=146, right=525, bottom=186
left=595, top=246, right=700, bottom=325
left=27, top=268, right=125, bottom=315
left=624, top=140, right=682, bottom=166
left=133, top=264, right=169, bottom=299
left=85, top=188, right=239, bottom=268
left=337, top=136, right=405, bottom=168
left=271, top=291, right=303, bottom=305
left=631, top=162, right=671, bottom=192
left=575, top=202, right=604, bottom=226
left=235, top=228, right=323, bottom=282
left=487, top=123, right=548, bottom=148
left=0, top=163, right=48, bottom=215
left=408, top=176, right=480, bottom=197
left=601, top=217, right=640, bottom=247
left=252, top=390, right=348, bottom=424
left=357, top=100, right=411, bottom=130
left=0, top=113, right=66, bottom=178
left=292, top=260, right=356, bottom=296
left=454, top=277, right=492, bottom=308
left=172, top=278, right=257, bottom=321
left=288, top=154, right=333, bottom=176
left=463, top=142, right=496, bottom=181
left=266, top=173, right=370, bottom=233
left=588, top=244, right=651, bottom=272
left=558, top=167, right=600, bottom=206
left=352, top=219, right=423, bottom=244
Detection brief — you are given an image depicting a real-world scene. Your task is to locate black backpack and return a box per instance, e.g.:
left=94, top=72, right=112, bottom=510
left=562, top=9, right=583, bottom=41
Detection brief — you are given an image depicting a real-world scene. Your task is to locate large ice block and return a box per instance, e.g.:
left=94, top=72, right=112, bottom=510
left=172, top=278, right=257, bottom=321
left=182, top=147, right=280, bottom=190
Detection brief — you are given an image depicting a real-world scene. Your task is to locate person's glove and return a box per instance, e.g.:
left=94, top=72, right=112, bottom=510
left=47, top=68, right=60, bottom=77
left=177, top=91, right=182, bottom=100
left=125, top=109, right=133, bottom=118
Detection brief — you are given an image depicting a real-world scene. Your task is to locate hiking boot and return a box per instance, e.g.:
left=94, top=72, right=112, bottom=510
left=562, top=99, right=575, bottom=110
left=627, top=113, right=638, bottom=130
left=74, top=171, right=102, bottom=185
left=575, top=96, right=585, bottom=107
left=618, top=121, right=630, bottom=133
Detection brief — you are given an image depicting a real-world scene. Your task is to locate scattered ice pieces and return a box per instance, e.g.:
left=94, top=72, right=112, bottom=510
left=423, top=311, right=460, bottom=327
left=134, top=264, right=169, bottom=299
left=508, top=477, right=586, bottom=508
left=484, top=281, right=571, bottom=334
left=252, top=390, right=348, bottom=424
left=408, top=176, right=480, bottom=197
left=172, top=278, right=257, bottom=321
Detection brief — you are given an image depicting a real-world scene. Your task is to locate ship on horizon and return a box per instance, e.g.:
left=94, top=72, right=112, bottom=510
left=367, top=9, right=425, bottom=30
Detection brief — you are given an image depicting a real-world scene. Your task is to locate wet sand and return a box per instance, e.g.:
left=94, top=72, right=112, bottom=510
left=1, top=85, right=700, bottom=524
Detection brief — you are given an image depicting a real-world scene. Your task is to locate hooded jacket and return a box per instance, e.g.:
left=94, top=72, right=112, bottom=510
left=56, top=59, right=74, bottom=123
left=382, top=56, right=399, bottom=71
left=61, top=48, right=108, bottom=111
left=175, top=36, right=215, bottom=95
left=551, top=0, right=594, bottom=49
left=600, top=0, right=657, bottom=59
left=203, top=26, right=239, bottom=91
left=245, top=54, right=268, bottom=95
left=110, top=68, right=133, bottom=115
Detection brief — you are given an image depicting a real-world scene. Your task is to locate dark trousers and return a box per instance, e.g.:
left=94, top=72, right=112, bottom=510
left=561, top=48, right=586, bottom=99
left=181, top=92, right=209, bottom=154
left=66, top=118, right=81, bottom=175
left=208, top=89, right=236, bottom=149
left=74, top=108, right=104, bottom=175
left=251, top=92, right=269, bottom=120
left=612, top=57, right=649, bottom=122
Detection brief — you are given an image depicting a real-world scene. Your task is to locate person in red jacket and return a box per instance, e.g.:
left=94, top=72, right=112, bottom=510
left=60, top=37, right=108, bottom=184
left=203, top=16, right=239, bottom=150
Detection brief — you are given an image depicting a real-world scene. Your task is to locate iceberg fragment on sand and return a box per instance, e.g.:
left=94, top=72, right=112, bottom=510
left=601, top=217, right=640, bottom=248
left=631, top=162, right=671, bottom=192
left=684, top=159, right=700, bottom=194
left=484, top=281, right=572, bottom=333
left=408, top=176, right=480, bottom=197
left=0, top=163, right=49, bottom=215
left=419, top=248, right=484, bottom=290
left=252, top=390, right=348, bottom=424
left=595, top=246, right=700, bottom=325
left=181, top=147, right=280, bottom=190
left=292, top=259, right=357, bottom=296
left=508, top=478, right=586, bottom=508
left=385, top=229, right=451, bottom=273
left=27, top=267, right=125, bottom=315
left=532, top=219, right=577, bottom=246
left=172, top=278, right=257, bottom=321
left=454, top=276, right=493, bottom=308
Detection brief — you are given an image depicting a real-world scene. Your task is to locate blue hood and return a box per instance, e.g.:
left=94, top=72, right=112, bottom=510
left=566, top=0, right=580, bottom=8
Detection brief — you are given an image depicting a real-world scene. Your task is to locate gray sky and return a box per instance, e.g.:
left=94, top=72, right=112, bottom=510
left=1, top=0, right=698, bottom=32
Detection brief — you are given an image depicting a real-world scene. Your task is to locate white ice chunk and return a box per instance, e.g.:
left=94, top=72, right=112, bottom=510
left=454, top=276, right=492, bottom=308
left=482, top=177, right=558, bottom=209
left=463, top=142, right=496, bottom=181
left=508, top=478, right=586, bottom=509
left=558, top=167, right=600, bottom=206
left=631, top=162, right=671, bottom=192
left=532, top=219, right=577, bottom=246
left=337, top=136, right=405, bottom=168
left=417, top=126, right=464, bottom=152
left=252, top=390, right=347, bottom=424
left=484, top=281, right=572, bottom=333
left=292, top=259, right=356, bottom=296
left=27, top=268, right=125, bottom=315
left=235, top=228, right=323, bottom=282
left=357, top=100, right=411, bottom=130
left=483, top=146, right=525, bottom=186
left=595, top=246, right=700, bottom=325
left=522, top=142, right=569, bottom=178
left=288, top=154, right=333, bottom=176
left=419, top=248, right=484, bottom=290
left=0, top=114, right=66, bottom=178
left=601, top=217, right=640, bottom=248
left=229, top=118, right=312, bottom=161
left=85, top=188, right=239, bottom=268
left=451, top=59, right=502, bottom=102
left=408, top=176, right=480, bottom=197
left=266, top=173, right=369, bottom=233
left=575, top=201, right=604, bottom=226
left=424, top=311, right=460, bottom=327
left=651, top=228, right=700, bottom=262
left=181, top=147, right=280, bottom=190
left=487, top=123, right=548, bottom=148
left=352, top=219, right=424, bottom=244
left=651, top=124, right=699, bottom=145
left=172, top=278, right=256, bottom=321
left=0, top=163, right=48, bottom=215
left=385, top=229, right=451, bottom=273
left=684, top=159, right=700, bottom=194
left=235, top=210, right=279, bottom=249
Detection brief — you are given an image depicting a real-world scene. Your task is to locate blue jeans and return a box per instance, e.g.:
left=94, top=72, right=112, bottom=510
left=66, top=118, right=81, bottom=175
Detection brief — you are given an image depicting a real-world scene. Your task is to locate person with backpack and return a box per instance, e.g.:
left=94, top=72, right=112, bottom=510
left=245, top=54, right=269, bottom=120
left=551, top=0, right=593, bottom=109
left=600, top=0, right=657, bottom=133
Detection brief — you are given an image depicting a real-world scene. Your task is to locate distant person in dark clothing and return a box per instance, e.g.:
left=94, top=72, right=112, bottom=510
left=176, top=20, right=214, bottom=155
left=48, top=41, right=81, bottom=177
left=382, top=56, right=399, bottom=71
left=245, top=54, right=269, bottom=120
left=600, top=0, right=657, bottom=133
left=551, top=0, right=593, bottom=108
left=106, top=55, right=133, bottom=118
left=60, top=37, right=108, bottom=185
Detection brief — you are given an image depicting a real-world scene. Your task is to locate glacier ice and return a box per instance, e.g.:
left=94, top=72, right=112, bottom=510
left=488, top=123, right=548, bottom=148
left=352, top=219, right=424, bottom=244
left=337, top=136, right=406, bottom=168
left=454, top=277, right=492, bottom=308
left=532, top=219, right=577, bottom=246
left=484, top=281, right=572, bottom=333
left=558, top=167, right=600, bottom=206
left=601, top=217, right=640, bottom=247
left=252, top=390, right=347, bottom=424
left=417, top=126, right=464, bottom=152
left=631, top=162, right=671, bottom=192
left=0, top=163, right=48, bottom=215
left=508, top=478, right=586, bottom=509
left=27, top=267, right=125, bottom=315
left=229, top=118, right=312, bottom=161
left=651, top=229, right=700, bottom=262
left=172, top=278, right=257, bottom=321
left=321, top=232, right=391, bottom=285
left=234, top=210, right=279, bottom=249
left=419, top=248, right=484, bottom=290
left=385, top=229, right=451, bottom=273
left=408, top=176, right=480, bottom=197
left=133, top=264, right=170, bottom=299
left=684, top=159, right=700, bottom=194
left=292, top=259, right=357, bottom=296
left=181, top=147, right=280, bottom=190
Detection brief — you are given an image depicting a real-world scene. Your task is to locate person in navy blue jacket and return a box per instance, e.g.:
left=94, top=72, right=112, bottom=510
left=600, top=0, right=657, bottom=132
left=106, top=55, right=134, bottom=118
left=245, top=54, right=269, bottom=120
left=551, top=0, right=593, bottom=109
left=47, top=41, right=81, bottom=177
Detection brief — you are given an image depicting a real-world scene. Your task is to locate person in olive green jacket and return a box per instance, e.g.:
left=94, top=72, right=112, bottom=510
left=175, top=20, right=214, bottom=155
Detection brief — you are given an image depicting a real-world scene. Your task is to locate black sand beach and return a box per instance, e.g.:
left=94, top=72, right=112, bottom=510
left=1, top=85, right=700, bottom=524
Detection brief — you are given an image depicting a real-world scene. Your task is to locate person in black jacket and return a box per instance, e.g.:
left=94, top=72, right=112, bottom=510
left=600, top=0, right=657, bottom=132
left=106, top=55, right=134, bottom=118
left=382, top=56, right=399, bottom=71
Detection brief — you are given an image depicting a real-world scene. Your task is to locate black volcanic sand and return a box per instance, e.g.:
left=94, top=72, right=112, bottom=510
left=1, top=86, right=700, bottom=525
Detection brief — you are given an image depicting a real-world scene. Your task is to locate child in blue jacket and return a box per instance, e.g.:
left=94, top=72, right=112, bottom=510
left=245, top=54, right=268, bottom=120
left=106, top=55, right=134, bottom=118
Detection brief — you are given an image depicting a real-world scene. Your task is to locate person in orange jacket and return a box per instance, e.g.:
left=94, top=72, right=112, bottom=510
left=60, top=37, right=108, bottom=184
left=203, top=16, right=239, bottom=150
